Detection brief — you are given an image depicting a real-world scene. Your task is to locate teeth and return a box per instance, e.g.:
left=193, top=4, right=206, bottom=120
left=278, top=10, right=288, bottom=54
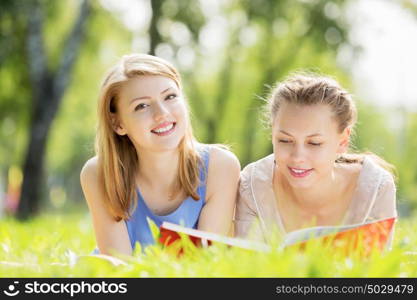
left=153, top=123, right=174, bottom=133
left=291, top=168, right=307, bottom=173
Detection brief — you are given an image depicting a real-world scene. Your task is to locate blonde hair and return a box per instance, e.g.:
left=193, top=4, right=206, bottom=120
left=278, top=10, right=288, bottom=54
left=267, top=72, right=396, bottom=178
left=96, top=54, right=202, bottom=221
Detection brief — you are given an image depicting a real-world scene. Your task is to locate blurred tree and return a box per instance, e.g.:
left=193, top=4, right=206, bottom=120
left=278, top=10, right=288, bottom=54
left=149, top=0, right=163, bottom=55
left=0, top=0, right=91, bottom=219
left=0, top=0, right=31, bottom=170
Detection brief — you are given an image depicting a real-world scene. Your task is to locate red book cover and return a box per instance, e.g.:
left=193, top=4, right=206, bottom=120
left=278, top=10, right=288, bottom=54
left=285, top=217, right=396, bottom=256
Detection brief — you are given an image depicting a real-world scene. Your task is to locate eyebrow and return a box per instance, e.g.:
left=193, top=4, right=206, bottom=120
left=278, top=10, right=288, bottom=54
left=279, top=130, right=323, bottom=138
left=130, top=87, right=174, bottom=104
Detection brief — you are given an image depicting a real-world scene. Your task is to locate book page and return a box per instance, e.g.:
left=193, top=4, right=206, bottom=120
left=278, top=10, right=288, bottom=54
left=160, top=222, right=270, bottom=252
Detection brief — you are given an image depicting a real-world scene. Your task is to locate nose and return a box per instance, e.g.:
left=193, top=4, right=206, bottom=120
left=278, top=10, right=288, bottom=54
left=290, top=144, right=306, bottom=164
left=153, top=102, right=170, bottom=122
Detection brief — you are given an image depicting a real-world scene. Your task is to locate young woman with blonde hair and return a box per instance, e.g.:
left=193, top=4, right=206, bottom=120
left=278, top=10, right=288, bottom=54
left=81, top=54, right=240, bottom=256
left=235, top=73, right=397, bottom=245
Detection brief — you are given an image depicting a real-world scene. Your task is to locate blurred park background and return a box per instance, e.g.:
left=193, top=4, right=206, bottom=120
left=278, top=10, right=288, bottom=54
left=1, top=0, right=417, bottom=222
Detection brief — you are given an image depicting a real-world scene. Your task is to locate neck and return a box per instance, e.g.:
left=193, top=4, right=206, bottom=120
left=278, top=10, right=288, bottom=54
left=136, top=148, right=180, bottom=190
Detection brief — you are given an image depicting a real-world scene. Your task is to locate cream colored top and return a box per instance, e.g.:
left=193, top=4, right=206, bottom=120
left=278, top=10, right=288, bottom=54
left=234, top=154, right=397, bottom=242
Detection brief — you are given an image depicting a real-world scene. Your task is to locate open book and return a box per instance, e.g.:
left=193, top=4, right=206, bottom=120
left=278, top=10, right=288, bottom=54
left=159, top=222, right=270, bottom=252
left=159, top=217, right=396, bottom=255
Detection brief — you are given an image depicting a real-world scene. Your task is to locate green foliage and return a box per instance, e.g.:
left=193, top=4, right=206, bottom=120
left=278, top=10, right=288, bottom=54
left=397, top=112, right=417, bottom=211
left=0, top=212, right=416, bottom=277
left=0, top=0, right=32, bottom=168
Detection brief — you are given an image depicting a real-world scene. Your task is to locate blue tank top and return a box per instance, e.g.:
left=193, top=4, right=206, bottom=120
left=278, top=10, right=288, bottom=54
left=124, top=145, right=210, bottom=251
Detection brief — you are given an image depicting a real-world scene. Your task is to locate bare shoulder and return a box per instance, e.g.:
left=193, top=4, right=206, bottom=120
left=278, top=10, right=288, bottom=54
left=208, top=145, right=241, bottom=173
left=80, top=156, right=99, bottom=183
left=205, top=145, right=241, bottom=200
left=79, top=156, right=114, bottom=222
left=80, top=156, right=102, bottom=206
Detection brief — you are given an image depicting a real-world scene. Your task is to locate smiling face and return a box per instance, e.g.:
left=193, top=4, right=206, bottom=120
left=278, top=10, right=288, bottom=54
left=113, top=75, right=187, bottom=153
left=272, top=102, right=350, bottom=189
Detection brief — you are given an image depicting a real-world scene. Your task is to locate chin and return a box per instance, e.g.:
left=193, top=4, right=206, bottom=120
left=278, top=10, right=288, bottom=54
left=285, top=174, right=315, bottom=190
left=153, top=137, right=184, bottom=152
left=288, top=181, right=313, bottom=190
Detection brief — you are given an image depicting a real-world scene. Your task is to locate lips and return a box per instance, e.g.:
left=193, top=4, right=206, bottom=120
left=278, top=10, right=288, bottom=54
left=151, top=122, right=176, bottom=136
left=288, top=167, right=313, bottom=178
left=151, top=121, right=173, bottom=131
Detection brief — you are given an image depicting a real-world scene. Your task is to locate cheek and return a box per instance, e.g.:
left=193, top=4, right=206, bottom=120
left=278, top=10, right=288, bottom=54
left=272, top=142, right=291, bottom=165
left=134, top=112, right=150, bottom=124
left=311, top=146, right=339, bottom=171
left=172, top=101, right=187, bottom=118
left=312, top=147, right=329, bottom=159
left=170, top=102, right=188, bottom=132
left=321, top=142, right=340, bottom=159
left=309, top=146, right=331, bottom=161
left=125, top=112, right=152, bottom=135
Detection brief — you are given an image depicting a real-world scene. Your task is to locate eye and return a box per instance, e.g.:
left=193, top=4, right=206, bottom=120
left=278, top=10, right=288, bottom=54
left=309, top=142, right=322, bottom=146
left=165, top=93, right=177, bottom=100
left=134, top=103, right=148, bottom=111
left=278, top=139, right=291, bottom=143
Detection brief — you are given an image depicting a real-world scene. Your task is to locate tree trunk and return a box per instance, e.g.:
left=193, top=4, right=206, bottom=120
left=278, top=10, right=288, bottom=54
left=17, top=100, right=52, bottom=218
left=17, top=0, right=90, bottom=220
left=149, top=0, right=164, bottom=55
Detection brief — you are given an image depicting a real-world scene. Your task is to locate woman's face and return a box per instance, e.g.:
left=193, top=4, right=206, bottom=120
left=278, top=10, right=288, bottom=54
left=114, top=75, right=187, bottom=153
left=272, top=102, right=349, bottom=189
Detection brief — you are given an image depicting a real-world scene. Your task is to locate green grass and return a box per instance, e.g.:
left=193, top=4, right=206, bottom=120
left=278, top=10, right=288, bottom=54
left=0, top=211, right=416, bottom=277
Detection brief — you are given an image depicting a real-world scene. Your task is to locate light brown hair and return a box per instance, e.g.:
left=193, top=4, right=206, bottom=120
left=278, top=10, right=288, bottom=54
left=96, top=54, right=202, bottom=221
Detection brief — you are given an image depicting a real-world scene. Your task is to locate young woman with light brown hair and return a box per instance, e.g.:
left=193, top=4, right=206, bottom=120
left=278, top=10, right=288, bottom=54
left=81, top=54, right=240, bottom=256
left=235, top=73, right=397, bottom=245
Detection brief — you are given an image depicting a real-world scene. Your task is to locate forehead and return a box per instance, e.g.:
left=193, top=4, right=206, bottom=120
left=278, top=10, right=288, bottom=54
left=273, top=102, right=338, bottom=136
left=119, top=75, right=178, bottom=101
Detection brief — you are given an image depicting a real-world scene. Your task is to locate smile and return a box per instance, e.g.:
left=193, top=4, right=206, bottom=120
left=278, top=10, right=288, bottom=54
left=288, top=167, right=313, bottom=178
left=151, top=122, right=176, bottom=136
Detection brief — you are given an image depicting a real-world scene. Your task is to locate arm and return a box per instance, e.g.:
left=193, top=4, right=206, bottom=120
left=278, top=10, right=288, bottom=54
left=80, top=157, right=133, bottom=256
left=370, top=173, right=397, bottom=220
left=233, top=165, right=263, bottom=239
left=370, top=173, right=398, bottom=250
left=197, top=146, right=240, bottom=236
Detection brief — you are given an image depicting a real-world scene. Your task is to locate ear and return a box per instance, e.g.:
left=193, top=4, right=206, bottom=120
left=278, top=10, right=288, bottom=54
left=110, top=113, right=127, bottom=136
left=337, top=127, right=351, bottom=154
